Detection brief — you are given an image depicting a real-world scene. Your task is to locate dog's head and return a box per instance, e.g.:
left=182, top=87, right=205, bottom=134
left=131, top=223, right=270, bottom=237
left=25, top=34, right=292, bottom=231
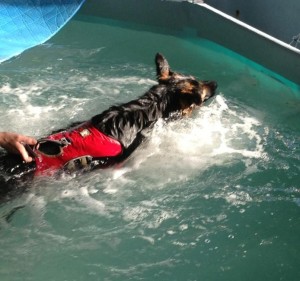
left=155, top=53, right=217, bottom=115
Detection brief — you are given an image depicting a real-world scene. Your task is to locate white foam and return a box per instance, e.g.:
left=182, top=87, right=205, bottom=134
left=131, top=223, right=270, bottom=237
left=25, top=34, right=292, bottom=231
left=123, top=94, right=265, bottom=181
left=122, top=204, right=176, bottom=229
left=0, top=73, right=155, bottom=134
left=57, top=185, right=107, bottom=216
left=225, top=191, right=253, bottom=205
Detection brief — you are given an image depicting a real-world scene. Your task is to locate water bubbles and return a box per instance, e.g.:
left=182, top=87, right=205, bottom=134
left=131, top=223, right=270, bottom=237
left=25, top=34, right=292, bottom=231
left=225, top=191, right=253, bottom=206
left=179, top=224, right=189, bottom=231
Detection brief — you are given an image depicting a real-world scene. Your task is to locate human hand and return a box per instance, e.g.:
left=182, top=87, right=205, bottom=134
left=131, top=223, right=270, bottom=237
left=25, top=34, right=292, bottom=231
left=0, top=132, right=37, bottom=162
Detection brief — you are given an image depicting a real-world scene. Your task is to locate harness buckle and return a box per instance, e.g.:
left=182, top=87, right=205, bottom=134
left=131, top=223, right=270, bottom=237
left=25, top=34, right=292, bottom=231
left=63, top=155, right=94, bottom=173
left=60, top=137, right=71, bottom=147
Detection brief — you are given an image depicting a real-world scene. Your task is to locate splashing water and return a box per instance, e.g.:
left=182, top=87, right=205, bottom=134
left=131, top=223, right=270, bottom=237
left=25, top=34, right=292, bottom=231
left=114, top=94, right=267, bottom=187
left=0, top=16, right=299, bottom=281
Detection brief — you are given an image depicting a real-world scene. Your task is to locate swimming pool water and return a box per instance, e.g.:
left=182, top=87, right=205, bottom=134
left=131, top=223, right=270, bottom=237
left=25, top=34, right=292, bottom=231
left=0, top=16, right=299, bottom=281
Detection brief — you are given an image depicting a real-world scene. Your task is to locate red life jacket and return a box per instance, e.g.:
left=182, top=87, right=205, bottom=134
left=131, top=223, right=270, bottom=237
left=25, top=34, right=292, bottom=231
left=33, top=122, right=122, bottom=176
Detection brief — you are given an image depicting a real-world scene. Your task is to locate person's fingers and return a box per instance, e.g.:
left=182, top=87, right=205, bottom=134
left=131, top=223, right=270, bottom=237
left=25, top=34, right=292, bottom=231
left=27, top=156, right=33, bottom=162
left=0, top=132, right=37, bottom=161
left=16, top=135, right=37, bottom=162
left=19, top=135, right=37, bottom=146
left=15, top=141, right=32, bottom=162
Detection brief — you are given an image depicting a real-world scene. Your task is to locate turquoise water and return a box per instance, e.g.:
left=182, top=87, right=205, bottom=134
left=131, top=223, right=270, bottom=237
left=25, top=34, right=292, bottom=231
left=0, top=16, right=299, bottom=281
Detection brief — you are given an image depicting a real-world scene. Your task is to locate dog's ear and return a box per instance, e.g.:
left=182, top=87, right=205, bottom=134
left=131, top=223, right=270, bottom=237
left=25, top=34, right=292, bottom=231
left=155, top=53, right=171, bottom=81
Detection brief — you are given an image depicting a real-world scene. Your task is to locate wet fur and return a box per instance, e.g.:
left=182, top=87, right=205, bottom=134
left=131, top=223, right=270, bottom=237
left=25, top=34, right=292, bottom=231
left=0, top=53, right=217, bottom=200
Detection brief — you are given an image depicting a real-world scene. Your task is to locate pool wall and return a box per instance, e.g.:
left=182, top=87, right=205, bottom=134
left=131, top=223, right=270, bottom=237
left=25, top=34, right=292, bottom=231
left=79, top=0, right=300, bottom=87
left=205, top=0, right=300, bottom=44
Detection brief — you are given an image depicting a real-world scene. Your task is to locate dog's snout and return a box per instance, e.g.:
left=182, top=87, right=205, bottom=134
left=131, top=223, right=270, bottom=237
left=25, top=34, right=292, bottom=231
left=200, top=80, right=218, bottom=103
left=205, top=81, right=217, bottom=91
left=211, top=81, right=218, bottom=90
left=201, top=80, right=218, bottom=91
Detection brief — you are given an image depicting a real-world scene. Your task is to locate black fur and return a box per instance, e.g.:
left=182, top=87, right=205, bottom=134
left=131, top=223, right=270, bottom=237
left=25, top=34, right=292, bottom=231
left=0, top=53, right=217, bottom=200
left=92, top=84, right=179, bottom=152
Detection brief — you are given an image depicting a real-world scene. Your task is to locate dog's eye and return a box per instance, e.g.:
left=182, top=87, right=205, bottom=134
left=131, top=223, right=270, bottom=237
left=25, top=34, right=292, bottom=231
left=190, top=80, right=200, bottom=87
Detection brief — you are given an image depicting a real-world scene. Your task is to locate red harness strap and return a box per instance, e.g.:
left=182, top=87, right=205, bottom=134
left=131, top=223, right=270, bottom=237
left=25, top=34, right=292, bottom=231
left=33, top=122, right=122, bottom=176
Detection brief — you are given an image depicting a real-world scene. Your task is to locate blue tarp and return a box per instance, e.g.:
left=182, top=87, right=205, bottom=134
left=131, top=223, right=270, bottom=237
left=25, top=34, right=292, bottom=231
left=0, top=0, right=85, bottom=62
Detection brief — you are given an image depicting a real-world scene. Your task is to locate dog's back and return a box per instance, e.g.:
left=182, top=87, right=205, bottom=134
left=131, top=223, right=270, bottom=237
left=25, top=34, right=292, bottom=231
left=92, top=84, right=180, bottom=153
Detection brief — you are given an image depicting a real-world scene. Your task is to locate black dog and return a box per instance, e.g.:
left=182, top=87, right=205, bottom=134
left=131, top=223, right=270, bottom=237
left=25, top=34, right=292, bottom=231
left=0, top=53, right=217, bottom=198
